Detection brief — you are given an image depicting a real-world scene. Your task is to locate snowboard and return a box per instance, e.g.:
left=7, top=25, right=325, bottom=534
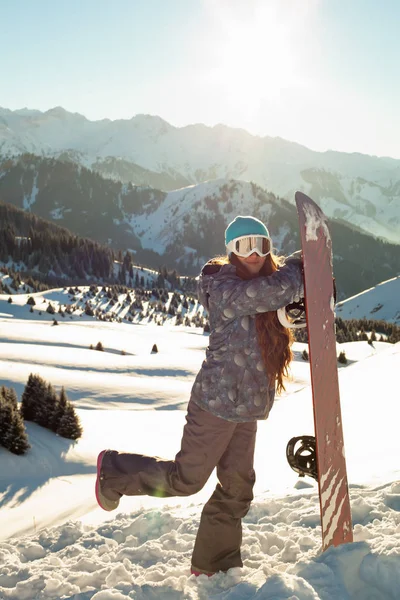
left=295, top=191, right=353, bottom=551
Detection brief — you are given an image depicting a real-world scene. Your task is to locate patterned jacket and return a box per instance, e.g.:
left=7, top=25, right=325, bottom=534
left=190, top=256, right=304, bottom=422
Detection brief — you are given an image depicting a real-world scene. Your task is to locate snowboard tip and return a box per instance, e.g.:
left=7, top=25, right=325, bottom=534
left=295, top=191, right=326, bottom=222
left=295, top=191, right=318, bottom=208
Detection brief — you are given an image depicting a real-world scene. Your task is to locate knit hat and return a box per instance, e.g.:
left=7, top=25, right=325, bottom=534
left=225, top=216, right=270, bottom=246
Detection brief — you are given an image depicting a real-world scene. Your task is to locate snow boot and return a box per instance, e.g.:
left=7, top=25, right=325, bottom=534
left=95, top=450, right=120, bottom=512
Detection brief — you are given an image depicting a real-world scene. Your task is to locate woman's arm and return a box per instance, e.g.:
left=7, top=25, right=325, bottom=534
left=209, top=260, right=304, bottom=318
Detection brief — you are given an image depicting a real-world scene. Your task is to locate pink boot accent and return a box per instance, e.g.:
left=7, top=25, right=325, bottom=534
left=191, top=567, right=214, bottom=577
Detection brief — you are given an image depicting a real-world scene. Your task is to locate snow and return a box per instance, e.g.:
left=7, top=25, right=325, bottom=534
left=22, top=173, right=38, bottom=211
left=298, top=197, right=331, bottom=247
left=123, top=179, right=275, bottom=259
left=336, top=276, right=400, bottom=325
left=2, top=107, right=400, bottom=244
left=0, top=295, right=399, bottom=599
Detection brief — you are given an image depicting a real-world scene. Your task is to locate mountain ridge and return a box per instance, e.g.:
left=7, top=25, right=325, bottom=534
left=1, top=154, right=399, bottom=300
left=1, top=107, right=399, bottom=244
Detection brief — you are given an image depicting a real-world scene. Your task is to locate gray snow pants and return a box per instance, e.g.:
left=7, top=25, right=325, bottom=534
left=100, top=398, right=257, bottom=574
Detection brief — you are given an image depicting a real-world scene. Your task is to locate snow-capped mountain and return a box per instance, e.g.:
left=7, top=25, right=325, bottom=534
left=336, top=276, right=400, bottom=324
left=1, top=154, right=400, bottom=300
left=1, top=107, right=399, bottom=244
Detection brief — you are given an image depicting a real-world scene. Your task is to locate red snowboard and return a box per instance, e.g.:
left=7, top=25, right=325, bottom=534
left=295, top=191, right=353, bottom=550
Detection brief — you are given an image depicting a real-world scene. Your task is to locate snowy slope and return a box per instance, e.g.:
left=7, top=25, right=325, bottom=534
left=125, top=179, right=277, bottom=256
left=0, top=304, right=399, bottom=598
left=1, top=107, right=400, bottom=244
left=336, top=276, right=400, bottom=324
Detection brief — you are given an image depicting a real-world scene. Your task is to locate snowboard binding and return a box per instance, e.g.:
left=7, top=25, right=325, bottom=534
left=286, top=435, right=318, bottom=481
left=277, top=298, right=307, bottom=329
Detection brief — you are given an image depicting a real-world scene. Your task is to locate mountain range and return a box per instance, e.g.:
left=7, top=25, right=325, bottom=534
left=1, top=107, right=399, bottom=245
left=1, top=156, right=399, bottom=301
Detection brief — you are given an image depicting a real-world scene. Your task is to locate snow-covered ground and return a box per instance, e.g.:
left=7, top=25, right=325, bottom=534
left=336, top=276, right=400, bottom=325
left=0, top=297, right=399, bottom=600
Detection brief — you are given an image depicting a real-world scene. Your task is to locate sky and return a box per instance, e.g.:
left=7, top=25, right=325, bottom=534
left=2, top=1, right=400, bottom=154
left=0, top=278, right=399, bottom=599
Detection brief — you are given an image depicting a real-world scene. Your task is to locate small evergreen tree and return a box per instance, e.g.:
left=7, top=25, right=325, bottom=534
left=21, top=373, right=38, bottom=421
left=0, top=394, right=12, bottom=443
left=7, top=410, right=30, bottom=455
left=302, top=349, right=309, bottom=361
left=0, top=392, right=30, bottom=455
left=37, top=384, right=58, bottom=428
left=338, top=351, right=348, bottom=364
left=1, top=386, right=18, bottom=410
left=56, top=402, right=82, bottom=440
left=27, top=296, right=36, bottom=306
left=95, top=341, right=104, bottom=351
left=21, top=373, right=48, bottom=422
left=50, top=386, right=68, bottom=432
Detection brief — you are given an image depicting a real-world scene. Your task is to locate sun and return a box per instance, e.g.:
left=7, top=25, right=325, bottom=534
left=204, top=0, right=314, bottom=119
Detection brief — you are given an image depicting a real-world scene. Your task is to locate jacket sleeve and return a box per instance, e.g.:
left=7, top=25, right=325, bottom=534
left=209, top=260, right=304, bottom=318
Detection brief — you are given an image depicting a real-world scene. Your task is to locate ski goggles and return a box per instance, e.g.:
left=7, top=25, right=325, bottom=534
left=226, top=235, right=271, bottom=258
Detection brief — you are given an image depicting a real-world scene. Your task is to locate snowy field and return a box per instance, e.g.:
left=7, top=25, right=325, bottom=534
left=0, top=301, right=400, bottom=599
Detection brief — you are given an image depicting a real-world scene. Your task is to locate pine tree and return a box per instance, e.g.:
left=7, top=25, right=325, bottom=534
left=39, top=384, right=58, bottom=428
left=7, top=410, right=30, bottom=454
left=50, top=386, right=68, bottom=432
left=56, top=402, right=82, bottom=440
left=21, top=373, right=48, bottom=423
left=21, top=373, right=37, bottom=421
left=0, top=394, right=30, bottom=455
left=0, top=394, right=12, bottom=443
left=1, top=386, right=18, bottom=410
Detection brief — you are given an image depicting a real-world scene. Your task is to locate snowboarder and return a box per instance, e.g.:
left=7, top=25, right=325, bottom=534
left=95, top=215, right=304, bottom=576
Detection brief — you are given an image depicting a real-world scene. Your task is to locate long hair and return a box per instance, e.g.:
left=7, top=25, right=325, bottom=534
left=208, top=251, right=295, bottom=394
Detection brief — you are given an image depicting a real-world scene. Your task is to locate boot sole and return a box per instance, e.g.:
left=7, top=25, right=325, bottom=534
left=95, top=450, right=119, bottom=512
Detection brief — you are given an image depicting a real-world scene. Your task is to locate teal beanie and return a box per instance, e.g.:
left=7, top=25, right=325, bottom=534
left=225, top=216, right=270, bottom=246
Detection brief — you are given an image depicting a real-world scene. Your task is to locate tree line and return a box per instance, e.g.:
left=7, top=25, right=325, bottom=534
left=0, top=376, right=82, bottom=456
left=0, top=201, right=114, bottom=281
left=294, top=316, right=400, bottom=344
left=0, top=201, right=197, bottom=293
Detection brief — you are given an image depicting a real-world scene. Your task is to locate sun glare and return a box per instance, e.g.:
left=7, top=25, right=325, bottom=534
left=205, top=0, right=316, bottom=119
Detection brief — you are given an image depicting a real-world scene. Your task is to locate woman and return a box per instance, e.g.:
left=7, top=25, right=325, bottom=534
left=95, top=215, right=304, bottom=576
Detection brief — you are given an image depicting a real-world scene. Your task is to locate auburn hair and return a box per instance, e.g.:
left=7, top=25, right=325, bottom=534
left=208, top=251, right=295, bottom=394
